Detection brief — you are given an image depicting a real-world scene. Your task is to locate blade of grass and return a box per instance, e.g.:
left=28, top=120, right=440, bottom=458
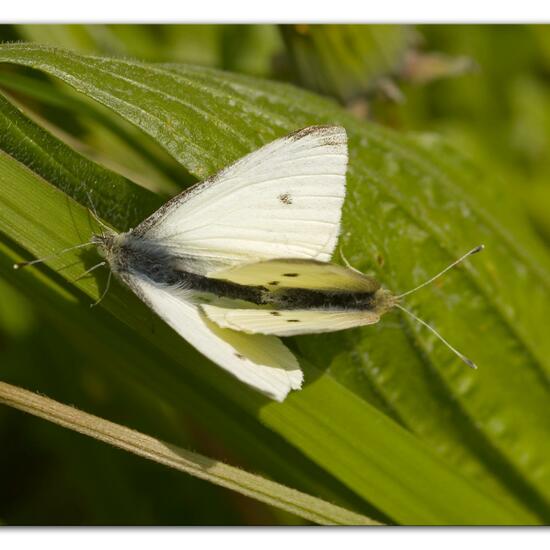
left=0, top=380, right=379, bottom=526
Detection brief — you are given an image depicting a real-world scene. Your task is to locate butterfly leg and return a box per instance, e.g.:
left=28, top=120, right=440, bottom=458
left=90, top=269, right=112, bottom=308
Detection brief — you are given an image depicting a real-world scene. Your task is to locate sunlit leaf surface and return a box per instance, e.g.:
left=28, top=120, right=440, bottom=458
left=1, top=41, right=550, bottom=524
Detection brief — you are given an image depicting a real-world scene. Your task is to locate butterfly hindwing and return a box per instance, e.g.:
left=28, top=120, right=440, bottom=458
left=132, top=126, right=348, bottom=273
left=201, top=304, right=381, bottom=336
left=124, top=273, right=302, bottom=401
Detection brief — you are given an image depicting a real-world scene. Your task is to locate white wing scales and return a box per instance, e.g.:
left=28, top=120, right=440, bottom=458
left=127, top=274, right=302, bottom=402
left=201, top=305, right=380, bottom=337
left=133, top=126, right=348, bottom=274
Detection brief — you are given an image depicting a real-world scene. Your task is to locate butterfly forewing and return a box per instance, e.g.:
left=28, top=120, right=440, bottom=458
left=132, top=126, right=348, bottom=274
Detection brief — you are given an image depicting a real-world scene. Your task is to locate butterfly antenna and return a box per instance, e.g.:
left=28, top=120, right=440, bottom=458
left=396, top=245, right=484, bottom=299
left=13, top=242, right=95, bottom=270
left=395, top=303, right=477, bottom=369
left=85, top=189, right=110, bottom=235
left=90, top=269, right=112, bottom=308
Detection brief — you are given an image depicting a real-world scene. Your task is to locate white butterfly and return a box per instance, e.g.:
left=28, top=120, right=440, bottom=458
left=92, top=125, right=350, bottom=402
left=16, top=125, right=481, bottom=401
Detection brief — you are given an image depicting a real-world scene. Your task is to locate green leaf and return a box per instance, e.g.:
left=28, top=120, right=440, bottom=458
left=0, top=68, right=187, bottom=195
left=0, top=97, right=520, bottom=527
left=0, top=88, right=160, bottom=231
left=1, top=43, right=549, bottom=524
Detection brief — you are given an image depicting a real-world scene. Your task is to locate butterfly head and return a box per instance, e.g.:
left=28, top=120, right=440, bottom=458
left=373, top=287, right=399, bottom=315
left=91, top=231, right=124, bottom=262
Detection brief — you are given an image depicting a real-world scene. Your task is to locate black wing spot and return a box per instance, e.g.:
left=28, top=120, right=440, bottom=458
left=287, top=319, right=300, bottom=323
left=270, top=311, right=281, bottom=316
left=278, top=193, right=293, bottom=205
left=283, top=273, right=299, bottom=277
left=234, top=352, right=245, bottom=360
left=268, top=281, right=280, bottom=286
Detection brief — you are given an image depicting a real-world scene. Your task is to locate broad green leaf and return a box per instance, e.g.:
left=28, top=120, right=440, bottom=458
left=1, top=43, right=550, bottom=523
left=0, top=115, right=530, bottom=523
left=0, top=90, right=159, bottom=230
left=0, top=69, right=186, bottom=195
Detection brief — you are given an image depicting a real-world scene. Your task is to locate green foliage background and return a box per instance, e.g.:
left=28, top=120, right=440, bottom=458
left=0, top=24, right=549, bottom=525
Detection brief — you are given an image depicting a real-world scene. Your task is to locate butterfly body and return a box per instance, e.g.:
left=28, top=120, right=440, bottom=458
left=94, top=231, right=394, bottom=314
left=270, top=285, right=394, bottom=312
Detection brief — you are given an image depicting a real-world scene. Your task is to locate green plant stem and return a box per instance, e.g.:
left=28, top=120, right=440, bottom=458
left=0, top=380, right=380, bottom=526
